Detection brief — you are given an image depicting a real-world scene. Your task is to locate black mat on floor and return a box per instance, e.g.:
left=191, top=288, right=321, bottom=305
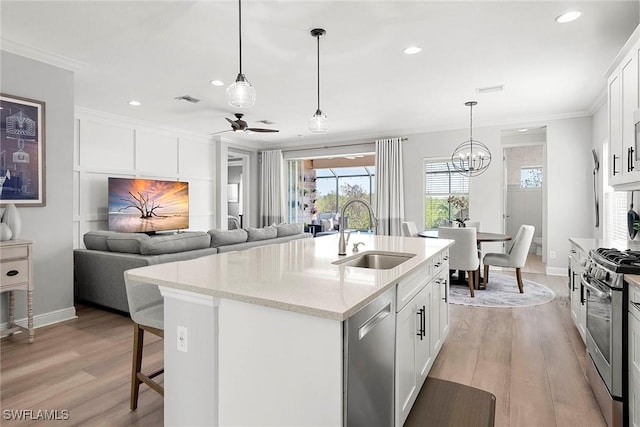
left=404, top=377, right=496, bottom=427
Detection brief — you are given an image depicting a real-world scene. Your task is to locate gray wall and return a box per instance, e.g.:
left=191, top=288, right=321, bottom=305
left=1, top=52, right=75, bottom=325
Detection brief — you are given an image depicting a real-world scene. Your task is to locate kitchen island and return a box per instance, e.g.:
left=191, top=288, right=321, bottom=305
left=125, top=233, right=453, bottom=426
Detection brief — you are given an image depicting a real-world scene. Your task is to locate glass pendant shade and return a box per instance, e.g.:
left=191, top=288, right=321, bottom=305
left=309, top=109, right=328, bottom=133
left=226, top=73, right=256, bottom=108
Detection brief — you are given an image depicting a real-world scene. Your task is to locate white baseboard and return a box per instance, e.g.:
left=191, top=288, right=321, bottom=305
left=0, top=306, right=77, bottom=332
left=546, top=266, right=568, bottom=276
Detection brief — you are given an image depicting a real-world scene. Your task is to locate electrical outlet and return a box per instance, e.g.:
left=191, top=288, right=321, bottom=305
left=177, top=326, right=188, bottom=353
left=550, top=251, right=556, bottom=259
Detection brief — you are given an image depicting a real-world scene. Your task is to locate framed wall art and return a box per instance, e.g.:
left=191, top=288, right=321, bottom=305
left=0, top=94, right=46, bottom=206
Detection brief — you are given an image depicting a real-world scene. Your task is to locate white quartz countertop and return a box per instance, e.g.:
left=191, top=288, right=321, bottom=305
left=125, top=234, right=453, bottom=321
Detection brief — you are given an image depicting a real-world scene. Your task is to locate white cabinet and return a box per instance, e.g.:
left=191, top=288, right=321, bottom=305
left=608, top=29, right=640, bottom=188
left=569, top=243, right=587, bottom=342
left=395, top=249, right=449, bottom=427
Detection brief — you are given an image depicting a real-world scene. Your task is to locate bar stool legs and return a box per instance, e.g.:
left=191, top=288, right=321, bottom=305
left=130, top=323, right=164, bottom=410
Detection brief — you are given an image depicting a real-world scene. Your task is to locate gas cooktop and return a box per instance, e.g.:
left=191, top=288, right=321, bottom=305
left=592, top=247, right=640, bottom=274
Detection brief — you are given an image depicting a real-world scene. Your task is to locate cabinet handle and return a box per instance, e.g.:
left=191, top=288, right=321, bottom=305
left=6, top=270, right=19, bottom=277
left=421, top=305, right=426, bottom=338
left=434, top=262, right=441, bottom=268
left=416, top=307, right=425, bottom=340
left=629, top=147, right=635, bottom=172
left=571, top=271, right=577, bottom=291
left=442, top=279, right=448, bottom=303
left=442, top=256, right=449, bottom=261
left=613, top=154, right=619, bottom=176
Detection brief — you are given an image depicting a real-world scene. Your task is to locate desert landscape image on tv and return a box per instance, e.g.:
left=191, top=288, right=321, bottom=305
left=108, top=177, right=189, bottom=233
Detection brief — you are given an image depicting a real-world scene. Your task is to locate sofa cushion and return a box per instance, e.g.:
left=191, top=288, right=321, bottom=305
left=106, top=233, right=150, bottom=254
left=140, top=231, right=211, bottom=255
left=84, top=231, right=115, bottom=251
left=208, top=228, right=248, bottom=248
left=276, top=223, right=303, bottom=238
left=246, top=226, right=277, bottom=242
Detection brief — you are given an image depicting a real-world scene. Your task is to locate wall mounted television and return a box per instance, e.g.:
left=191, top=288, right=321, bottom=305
left=108, top=177, right=189, bottom=234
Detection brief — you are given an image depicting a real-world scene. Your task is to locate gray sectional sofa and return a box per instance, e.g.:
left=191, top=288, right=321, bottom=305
left=74, top=224, right=311, bottom=313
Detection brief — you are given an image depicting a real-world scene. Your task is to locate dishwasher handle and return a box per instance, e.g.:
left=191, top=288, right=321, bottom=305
left=358, top=302, right=392, bottom=340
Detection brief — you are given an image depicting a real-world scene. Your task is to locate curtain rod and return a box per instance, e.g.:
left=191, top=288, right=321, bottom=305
left=279, top=137, right=408, bottom=153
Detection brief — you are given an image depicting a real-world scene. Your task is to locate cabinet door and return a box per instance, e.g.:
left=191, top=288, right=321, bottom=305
left=609, top=72, right=623, bottom=181
left=395, top=301, right=418, bottom=426
left=415, top=284, right=432, bottom=385
left=631, top=373, right=640, bottom=427
left=622, top=53, right=638, bottom=173
left=630, top=308, right=640, bottom=380
left=438, top=271, right=449, bottom=342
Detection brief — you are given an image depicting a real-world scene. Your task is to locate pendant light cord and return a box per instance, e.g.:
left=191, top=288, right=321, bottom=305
left=238, top=0, right=243, bottom=75
left=316, top=34, right=321, bottom=112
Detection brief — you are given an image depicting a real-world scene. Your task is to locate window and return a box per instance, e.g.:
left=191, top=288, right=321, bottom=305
left=315, top=167, right=375, bottom=230
left=521, top=166, right=543, bottom=188
left=424, top=159, right=469, bottom=229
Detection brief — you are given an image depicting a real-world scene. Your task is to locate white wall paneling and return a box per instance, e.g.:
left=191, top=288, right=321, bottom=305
left=74, top=111, right=216, bottom=249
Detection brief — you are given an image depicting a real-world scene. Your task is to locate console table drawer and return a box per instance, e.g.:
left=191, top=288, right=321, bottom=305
left=0, top=246, right=28, bottom=261
left=1, top=260, right=29, bottom=287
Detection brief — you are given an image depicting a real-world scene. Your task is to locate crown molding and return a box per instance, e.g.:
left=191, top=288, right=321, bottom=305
left=1, top=38, right=87, bottom=72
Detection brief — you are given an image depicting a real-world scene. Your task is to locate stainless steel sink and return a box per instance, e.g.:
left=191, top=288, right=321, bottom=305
left=332, top=251, right=415, bottom=270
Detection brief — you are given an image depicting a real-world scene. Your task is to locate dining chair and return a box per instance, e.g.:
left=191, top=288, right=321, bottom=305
left=482, top=224, right=535, bottom=293
left=124, top=277, right=164, bottom=410
left=466, top=220, right=480, bottom=231
left=438, top=226, right=479, bottom=297
left=402, top=221, right=418, bottom=237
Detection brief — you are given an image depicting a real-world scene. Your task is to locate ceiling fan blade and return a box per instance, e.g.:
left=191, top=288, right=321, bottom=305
left=246, top=128, right=279, bottom=133
left=225, top=117, right=241, bottom=130
left=210, top=129, right=233, bottom=135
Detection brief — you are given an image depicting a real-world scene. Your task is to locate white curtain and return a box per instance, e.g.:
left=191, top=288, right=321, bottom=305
left=375, top=138, right=405, bottom=236
left=260, top=150, right=285, bottom=226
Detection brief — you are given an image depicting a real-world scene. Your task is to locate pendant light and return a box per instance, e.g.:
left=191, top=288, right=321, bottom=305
left=309, top=28, right=328, bottom=133
left=451, top=101, right=492, bottom=176
left=226, top=0, right=255, bottom=108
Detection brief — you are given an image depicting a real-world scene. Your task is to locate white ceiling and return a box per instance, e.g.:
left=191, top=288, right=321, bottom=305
left=1, top=1, right=638, bottom=149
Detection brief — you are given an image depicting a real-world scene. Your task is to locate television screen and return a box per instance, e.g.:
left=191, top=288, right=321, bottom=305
left=108, top=177, right=189, bottom=233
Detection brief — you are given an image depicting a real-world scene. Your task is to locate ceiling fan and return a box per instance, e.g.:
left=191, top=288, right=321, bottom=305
left=210, top=113, right=279, bottom=134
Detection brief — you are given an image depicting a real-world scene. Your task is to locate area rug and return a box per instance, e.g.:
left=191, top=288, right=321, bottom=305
left=449, top=274, right=555, bottom=308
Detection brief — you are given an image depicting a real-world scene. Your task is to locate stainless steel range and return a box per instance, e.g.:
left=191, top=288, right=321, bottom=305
left=582, top=248, right=631, bottom=427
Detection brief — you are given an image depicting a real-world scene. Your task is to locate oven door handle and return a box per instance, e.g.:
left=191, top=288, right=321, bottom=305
left=581, top=274, right=610, bottom=299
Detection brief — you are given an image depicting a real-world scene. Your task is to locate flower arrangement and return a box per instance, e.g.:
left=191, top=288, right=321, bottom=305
left=447, top=195, right=469, bottom=226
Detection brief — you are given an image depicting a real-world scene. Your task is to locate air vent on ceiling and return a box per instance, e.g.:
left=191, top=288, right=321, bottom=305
left=475, top=84, right=504, bottom=94
left=175, top=95, right=201, bottom=103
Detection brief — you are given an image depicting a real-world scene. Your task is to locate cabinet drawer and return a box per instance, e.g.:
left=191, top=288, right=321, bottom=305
left=1, top=260, right=29, bottom=287
left=0, top=245, right=28, bottom=261
left=397, top=263, right=431, bottom=312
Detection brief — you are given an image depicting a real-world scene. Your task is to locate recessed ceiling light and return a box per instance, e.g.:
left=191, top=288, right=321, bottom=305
left=403, top=46, right=422, bottom=55
left=518, top=128, right=529, bottom=132
left=555, top=11, right=581, bottom=23
left=210, top=80, right=224, bottom=86
left=128, top=100, right=141, bottom=106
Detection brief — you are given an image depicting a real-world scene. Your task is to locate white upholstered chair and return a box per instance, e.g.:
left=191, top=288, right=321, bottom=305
left=438, top=226, right=479, bottom=297
left=402, top=221, right=418, bottom=237
left=125, top=277, right=164, bottom=410
left=466, top=220, right=480, bottom=231
left=482, top=224, right=535, bottom=293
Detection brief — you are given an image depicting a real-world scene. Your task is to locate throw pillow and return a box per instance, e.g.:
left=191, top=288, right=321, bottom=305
left=246, top=226, right=277, bottom=242
left=106, top=233, right=150, bottom=254
left=140, top=232, right=211, bottom=255
left=276, top=223, right=303, bottom=237
left=83, top=230, right=114, bottom=251
left=208, top=229, right=248, bottom=248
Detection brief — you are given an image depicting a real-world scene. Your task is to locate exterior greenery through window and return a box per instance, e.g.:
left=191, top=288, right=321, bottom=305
left=424, top=159, right=469, bottom=229
left=521, top=166, right=543, bottom=188
left=315, top=167, right=375, bottom=230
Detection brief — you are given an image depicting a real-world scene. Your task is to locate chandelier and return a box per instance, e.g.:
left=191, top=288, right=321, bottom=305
left=226, top=0, right=256, bottom=108
left=451, top=101, right=491, bottom=176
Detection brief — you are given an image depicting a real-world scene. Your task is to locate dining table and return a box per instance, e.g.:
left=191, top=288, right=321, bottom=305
left=418, top=229, right=512, bottom=289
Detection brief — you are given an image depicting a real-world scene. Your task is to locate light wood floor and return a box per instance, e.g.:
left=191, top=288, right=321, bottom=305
left=0, top=255, right=604, bottom=426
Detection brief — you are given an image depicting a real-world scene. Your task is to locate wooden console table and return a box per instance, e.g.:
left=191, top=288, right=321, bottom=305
left=0, top=239, right=34, bottom=343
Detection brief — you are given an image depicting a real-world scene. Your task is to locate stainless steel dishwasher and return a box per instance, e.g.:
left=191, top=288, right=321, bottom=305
left=344, top=287, right=396, bottom=426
